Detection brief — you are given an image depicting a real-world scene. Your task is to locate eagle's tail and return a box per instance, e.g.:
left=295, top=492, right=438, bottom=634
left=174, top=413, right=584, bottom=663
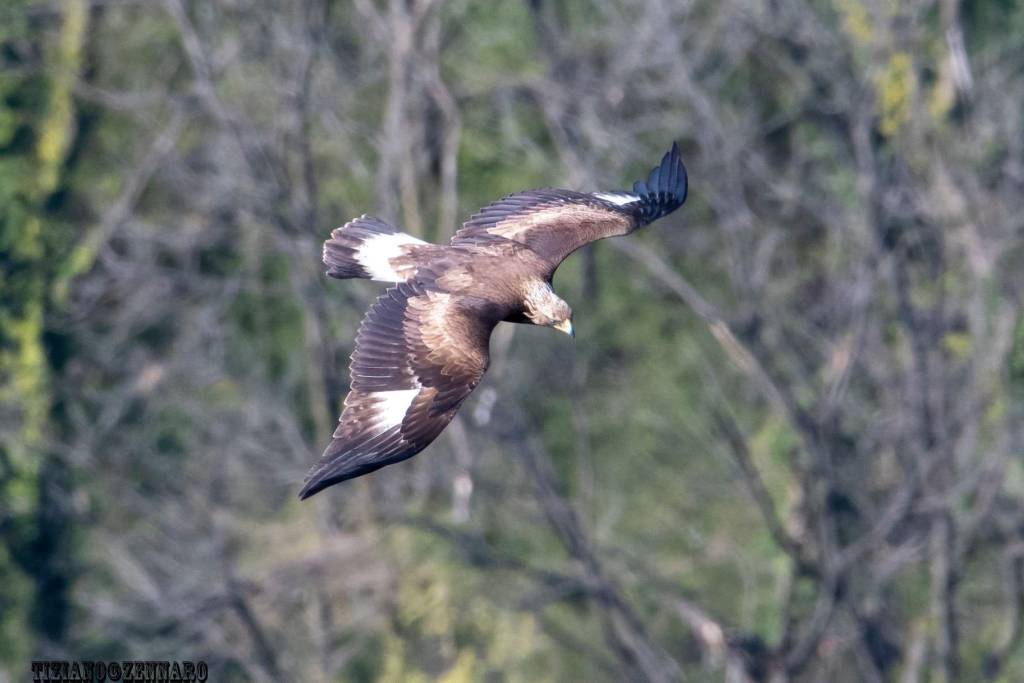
left=630, top=142, right=688, bottom=226
left=323, top=215, right=429, bottom=282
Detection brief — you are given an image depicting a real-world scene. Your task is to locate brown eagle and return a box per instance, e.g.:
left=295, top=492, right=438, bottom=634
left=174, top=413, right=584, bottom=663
left=299, top=144, right=688, bottom=499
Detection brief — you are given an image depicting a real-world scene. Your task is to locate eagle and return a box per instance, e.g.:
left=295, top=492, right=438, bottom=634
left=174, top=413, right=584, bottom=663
left=299, top=144, right=688, bottom=499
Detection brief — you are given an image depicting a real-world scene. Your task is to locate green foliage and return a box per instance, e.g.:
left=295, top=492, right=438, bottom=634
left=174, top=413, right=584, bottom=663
left=876, top=52, right=915, bottom=138
left=3, top=0, right=1024, bottom=680
left=0, top=0, right=88, bottom=664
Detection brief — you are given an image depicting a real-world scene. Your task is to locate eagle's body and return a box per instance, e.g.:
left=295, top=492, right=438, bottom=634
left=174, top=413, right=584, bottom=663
left=300, top=145, right=688, bottom=499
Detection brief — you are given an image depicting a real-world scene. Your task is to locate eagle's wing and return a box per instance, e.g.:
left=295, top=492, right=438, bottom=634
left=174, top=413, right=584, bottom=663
left=451, top=143, right=688, bottom=269
left=299, top=280, right=493, bottom=499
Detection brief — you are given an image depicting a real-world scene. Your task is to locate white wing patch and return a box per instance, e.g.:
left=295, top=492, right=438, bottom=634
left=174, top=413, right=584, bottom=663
left=367, top=388, right=420, bottom=433
left=594, top=192, right=640, bottom=206
left=357, top=232, right=427, bottom=282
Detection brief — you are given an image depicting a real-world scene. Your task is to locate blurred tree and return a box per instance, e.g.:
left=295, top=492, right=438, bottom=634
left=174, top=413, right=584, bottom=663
left=0, top=0, right=87, bottom=662
left=2, top=0, right=1024, bottom=681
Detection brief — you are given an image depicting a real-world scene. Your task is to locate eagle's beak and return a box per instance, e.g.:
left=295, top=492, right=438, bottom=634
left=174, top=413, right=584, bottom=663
left=554, top=319, right=574, bottom=337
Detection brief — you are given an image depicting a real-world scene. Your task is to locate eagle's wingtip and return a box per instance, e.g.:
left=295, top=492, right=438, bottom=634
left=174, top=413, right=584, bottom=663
left=297, top=472, right=327, bottom=500
left=631, top=142, right=688, bottom=224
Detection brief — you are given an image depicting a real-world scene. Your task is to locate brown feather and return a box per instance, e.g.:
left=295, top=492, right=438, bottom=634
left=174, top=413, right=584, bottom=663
left=451, top=189, right=637, bottom=267
left=299, top=280, right=496, bottom=499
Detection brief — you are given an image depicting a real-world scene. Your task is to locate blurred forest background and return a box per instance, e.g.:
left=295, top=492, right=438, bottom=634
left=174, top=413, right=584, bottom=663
left=3, top=0, right=1024, bottom=681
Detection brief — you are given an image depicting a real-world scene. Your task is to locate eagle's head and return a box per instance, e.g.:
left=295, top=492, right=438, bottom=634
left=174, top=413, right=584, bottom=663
left=523, top=281, right=574, bottom=337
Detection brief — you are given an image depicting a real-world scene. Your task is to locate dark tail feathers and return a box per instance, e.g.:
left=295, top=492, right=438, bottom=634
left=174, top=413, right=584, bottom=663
left=323, top=215, right=414, bottom=280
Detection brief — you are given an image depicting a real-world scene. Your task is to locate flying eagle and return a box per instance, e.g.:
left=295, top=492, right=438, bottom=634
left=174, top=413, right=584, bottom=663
left=299, top=144, right=688, bottom=499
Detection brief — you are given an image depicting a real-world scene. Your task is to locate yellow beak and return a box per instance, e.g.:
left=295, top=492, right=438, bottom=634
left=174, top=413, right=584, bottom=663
left=554, top=319, right=575, bottom=337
